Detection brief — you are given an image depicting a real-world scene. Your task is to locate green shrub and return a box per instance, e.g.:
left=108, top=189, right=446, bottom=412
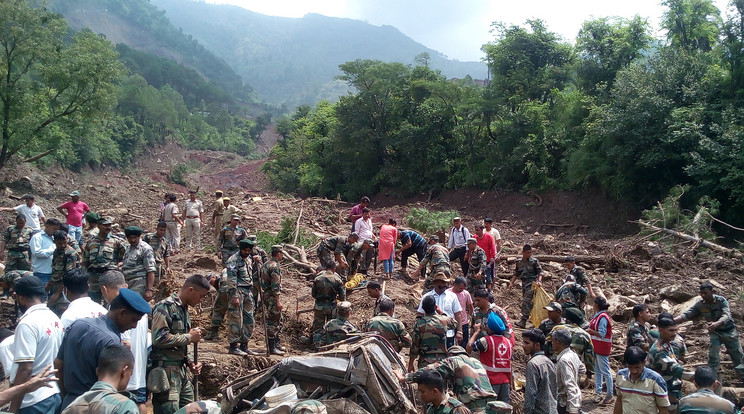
left=405, top=207, right=460, bottom=234
left=276, top=214, right=318, bottom=249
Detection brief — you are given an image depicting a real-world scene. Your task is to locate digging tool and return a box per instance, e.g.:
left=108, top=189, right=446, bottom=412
left=193, top=342, right=199, bottom=400
left=258, top=284, right=270, bottom=357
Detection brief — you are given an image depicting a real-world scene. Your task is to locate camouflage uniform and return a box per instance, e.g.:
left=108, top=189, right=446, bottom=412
left=2, top=224, right=33, bottom=271
left=48, top=244, right=81, bottom=314
left=411, top=314, right=456, bottom=368
left=83, top=234, right=126, bottom=303
left=419, top=243, right=451, bottom=291
left=67, top=233, right=81, bottom=255
left=408, top=354, right=497, bottom=413
left=538, top=317, right=563, bottom=357
left=218, top=225, right=247, bottom=267
left=345, top=242, right=367, bottom=275
left=678, top=387, right=735, bottom=414
left=627, top=319, right=653, bottom=350
left=472, top=305, right=514, bottom=344
left=426, top=397, right=470, bottom=414
left=555, top=281, right=587, bottom=313
left=648, top=339, right=685, bottom=401
left=568, top=266, right=590, bottom=288
left=121, top=241, right=157, bottom=296
left=224, top=252, right=255, bottom=344
left=314, top=316, right=358, bottom=346
left=550, top=323, right=595, bottom=372
left=151, top=293, right=195, bottom=414
left=143, top=232, right=172, bottom=284
left=310, top=270, right=346, bottom=336
left=260, top=258, right=283, bottom=339
left=679, top=295, right=744, bottom=378
left=365, top=314, right=412, bottom=352
left=61, top=380, right=139, bottom=414
left=207, top=268, right=230, bottom=339
left=2, top=269, right=33, bottom=292
left=514, top=257, right=542, bottom=325
left=373, top=293, right=393, bottom=317
left=465, top=246, right=488, bottom=294
left=316, top=236, right=348, bottom=268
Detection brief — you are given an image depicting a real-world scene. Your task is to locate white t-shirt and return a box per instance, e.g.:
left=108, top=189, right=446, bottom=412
left=121, top=314, right=150, bottom=391
left=417, top=289, right=463, bottom=319
left=14, top=204, right=44, bottom=231
left=11, top=304, right=64, bottom=408
left=60, top=297, right=108, bottom=329
left=0, top=335, right=14, bottom=378
left=355, top=217, right=374, bottom=240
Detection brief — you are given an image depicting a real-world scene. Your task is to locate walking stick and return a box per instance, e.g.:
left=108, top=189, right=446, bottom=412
left=193, top=342, right=199, bottom=400
left=259, top=283, right=270, bottom=357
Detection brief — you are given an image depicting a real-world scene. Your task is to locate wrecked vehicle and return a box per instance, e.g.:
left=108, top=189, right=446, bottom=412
left=222, top=334, right=418, bottom=414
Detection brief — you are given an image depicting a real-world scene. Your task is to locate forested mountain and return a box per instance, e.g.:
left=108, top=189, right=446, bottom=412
left=46, top=0, right=260, bottom=104
left=150, top=0, right=488, bottom=107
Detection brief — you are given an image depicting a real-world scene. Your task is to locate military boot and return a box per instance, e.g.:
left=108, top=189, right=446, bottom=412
left=228, top=343, right=247, bottom=356
left=240, top=343, right=260, bottom=356
left=269, top=339, right=285, bottom=356
left=204, top=327, right=219, bottom=341
left=275, top=336, right=287, bottom=351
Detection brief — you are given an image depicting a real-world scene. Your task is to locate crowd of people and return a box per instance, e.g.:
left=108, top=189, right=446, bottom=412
left=0, top=191, right=741, bottom=414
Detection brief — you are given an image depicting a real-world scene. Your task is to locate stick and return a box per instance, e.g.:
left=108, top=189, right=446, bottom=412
left=293, top=203, right=304, bottom=245
left=637, top=221, right=743, bottom=259
left=23, top=149, right=53, bottom=163
left=381, top=281, right=386, bottom=297
left=193, top=343, right=199, bottom=400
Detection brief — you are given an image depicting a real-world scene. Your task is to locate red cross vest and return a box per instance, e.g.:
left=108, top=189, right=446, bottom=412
left=478, top=334, right=512, bottom=385
left=589, top=311, right=613, bottom=356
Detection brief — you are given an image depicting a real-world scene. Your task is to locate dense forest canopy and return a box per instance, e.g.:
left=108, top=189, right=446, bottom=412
left=264, top=0, right=744, bottom=228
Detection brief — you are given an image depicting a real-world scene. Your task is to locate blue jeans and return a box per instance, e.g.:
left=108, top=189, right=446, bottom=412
left=595, top=354, right=613, bottom=395
left=21, top=393, right=61, bottom=414
left=67, top=225, right=83, bottom=246
left=33, top=272, right=51, bottom=285
left=382, top=252, right=394, bottom=273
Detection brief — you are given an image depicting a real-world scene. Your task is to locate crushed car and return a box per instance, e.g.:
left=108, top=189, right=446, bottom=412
left=222, top=334, right=418, bottom=414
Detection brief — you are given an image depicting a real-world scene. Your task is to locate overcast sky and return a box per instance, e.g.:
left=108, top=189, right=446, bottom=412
left=207, top=0, right=732, bottom=62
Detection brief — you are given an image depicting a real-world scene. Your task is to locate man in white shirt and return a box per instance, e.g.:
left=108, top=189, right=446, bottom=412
left=447, top=217, right=470, bottom=276
left=162, top=194, right=183, bottom=254
left=182, top=190, right=204, bottom=251
left=553, top=329, right=584, bottom=414
left=100, top=270, right=150, bottom=414
left=0, top=328, right=14, bottom=379
left=60, top=269, right=107, bottom=329
left=353, top=208, right=376, bottom=275
left=416, top=273, right=463, bottom=347
left=29, top=219, right=61, bottom=285
left=0, top=195, right=46, bottom=233
left=10, top=275, right=65, bottom=413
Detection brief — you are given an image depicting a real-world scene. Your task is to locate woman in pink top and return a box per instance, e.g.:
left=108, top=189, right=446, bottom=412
left=379, top=218, right=398, bottom=278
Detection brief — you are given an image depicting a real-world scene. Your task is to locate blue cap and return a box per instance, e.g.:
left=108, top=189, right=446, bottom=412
left=117, top=288, right=152, bottom=314
left=487, top=312, right=505, bottom=335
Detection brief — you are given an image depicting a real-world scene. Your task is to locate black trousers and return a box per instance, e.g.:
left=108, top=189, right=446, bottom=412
left=401, top=244, right=427, bottom=276
left=449, top=246, right=468, bottom=275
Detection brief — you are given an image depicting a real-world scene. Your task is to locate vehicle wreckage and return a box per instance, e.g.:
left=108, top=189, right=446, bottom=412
left=221, top=334, right=418, bottom=414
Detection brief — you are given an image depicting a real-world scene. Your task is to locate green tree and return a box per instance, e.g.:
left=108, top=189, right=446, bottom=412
left=662, top=0, right=721, bottom=52
left=0, top=1, right=125, bottom=169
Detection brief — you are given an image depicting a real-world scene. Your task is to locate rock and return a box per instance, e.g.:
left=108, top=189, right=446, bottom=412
left=647, top=242, right=663, bottom=256
left=607, top=294, right=639, bottom=321
left=193, top=256, right=219, bottom=270
left=671, top=296, right=700, bottom=316
left=659, top=285, right=694, bottom=303
left=707, top=279, right=726, bottom=291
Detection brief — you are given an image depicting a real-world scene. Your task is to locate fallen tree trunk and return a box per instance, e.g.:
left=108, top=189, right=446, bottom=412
left=502, top=255, right=606, bottom=265
left=638, top=221, right=743, bottom=260
left=282, top=243, right=316, bottom=275
left=23, top=149, right=53, bottom=163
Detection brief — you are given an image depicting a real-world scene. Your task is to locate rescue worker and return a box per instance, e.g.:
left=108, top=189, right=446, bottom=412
left=316, top=233, right=357, bottom=271
left=0, top=214, right=33, bottom=271
left=217, top=214, right=247, bottom=268
left=555, top=275, right=587, bottom=316
left=143, top=221, right=172, bottom=285
left=121, top=226, right=156, bottom=300
left=314, top=301, right=358, bottom=347
left=365, top=298, right=411, bottom=352
left=509, top=244, right=542, bottom=328
left=465, top=238, right=487, bottom=295
left=410, top=295, right=456, bottom=370
left=83, top=217, right=126, bottom=303
left=47, top=230, right=81, bottom=316
left=301, top=261, right=346, bottom=346
left=412, top=236, right=452, bottom=292
left=647, top=317, right=693, bottom=410
left=224, top=239, right=259, bottom=356
left=260, top=246, right=285, bottom=355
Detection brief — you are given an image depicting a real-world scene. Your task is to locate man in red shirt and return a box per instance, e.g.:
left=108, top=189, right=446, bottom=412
left=56, top=191, right=90, bottom=247
left=473, top=225, right=496, bottom=291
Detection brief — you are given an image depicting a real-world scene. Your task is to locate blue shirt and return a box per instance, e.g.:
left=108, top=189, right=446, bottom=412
left=401, top=230, right=426, bottom=250
left=29, top=231, right=55, bottom=273
left=57, top=315, right=121, bottom=410
left=593, top=312, right=609, bottom=337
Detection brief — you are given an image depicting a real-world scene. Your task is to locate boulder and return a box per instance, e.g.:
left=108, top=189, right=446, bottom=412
left=608, top=294, right=639, bottom=322
left=671, top=296, right=700, bottom=317
left=659, top=285, right=695, bottom=303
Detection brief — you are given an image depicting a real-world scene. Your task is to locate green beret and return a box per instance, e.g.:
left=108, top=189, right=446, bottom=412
left=239, top=239, right=255, bottom=249
left=85, top=212, right=102, bottom=224
left=124, top=226, right=143, bottom=236
left=271, top=245, right=283, bottom=255
left=564, top=307, right=584, bottom=324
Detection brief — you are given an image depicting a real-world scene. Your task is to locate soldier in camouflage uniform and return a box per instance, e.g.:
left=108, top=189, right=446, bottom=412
left=217, top=215, right=247, bottom=268
left=627, top=304, right=654, bottom=352
left=316, top=233, right=357, bottom=270
left=552, top=307, right=595, bottom=373
left=84, top=212, right=101, bottom=242
left=260, top=245, right=285, bottom=355
left=224, top=239, right=260, bottom=356
left=346, top=239, right=373, bottom=276
left=678, top=366, right=735, bottom=414
left=367, top=281, right=393, bottom=317
left=555, top=275, right=587, bottom=316
left=509, top=244, right=542, bottom=328
left=648, top=318, right=690, bottom=407
left=465, top=239, right=487, bottom=295
left=365, top=298, right=411, bottom=352
left=245, top=235, right=266, bottom=308
left=563, top=256, right=594, bottom=305
left=83, top=217, right=126, bottom=303
left=471, top=290, right=515, bottom=346
left=47, top=230, right=81, bottom=315
left=412, top=236, right=452, bottom=292
left=121, top=226, right=157, bottom=301
left=1, top=269, right=33, bottom=299
left=403, top=346, right=497, bottom=414
left=409, top=370, right=472, bottom=414
left=674, top=281, right=744, bottom=380
left=0, top=214, right=33, bottom=271
left=410, top=295, right=457, bottom=370
left=314, top=301, right=358, bottom=347
left=150, top=274, right=210, bottom=414
left=538, top=301, right=564, bottom=358
left=143, top=221, right=172, bottom=285
left=301, top=261, right=346, bottom=346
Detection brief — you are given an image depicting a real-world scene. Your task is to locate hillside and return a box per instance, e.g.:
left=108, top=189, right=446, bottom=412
left=46, top=0, right=260, bottom=104
left=151, top=0, right=489, bottom=106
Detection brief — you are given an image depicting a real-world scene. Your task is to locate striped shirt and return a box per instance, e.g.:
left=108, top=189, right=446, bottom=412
left=615, top=367, right=670, bottom=414
left=400, top=230, right=426, bottom=249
